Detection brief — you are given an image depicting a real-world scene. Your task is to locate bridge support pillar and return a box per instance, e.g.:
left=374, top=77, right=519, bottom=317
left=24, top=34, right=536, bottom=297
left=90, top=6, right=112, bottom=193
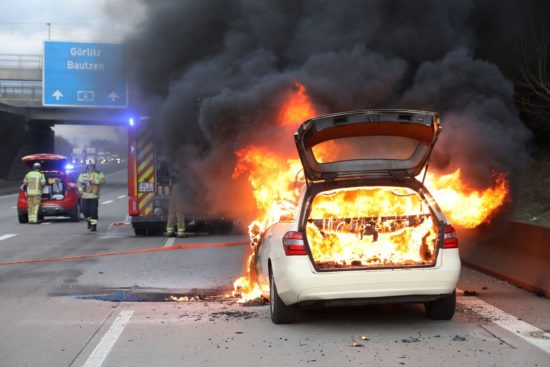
left=0, top=112, right=26, bottom=180
left=8, top=122, right=55, bottom=180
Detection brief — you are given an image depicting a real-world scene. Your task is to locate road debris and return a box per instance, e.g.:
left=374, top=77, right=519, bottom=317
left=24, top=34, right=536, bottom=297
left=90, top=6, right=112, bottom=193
left=463, top=290, right=479, bottom=296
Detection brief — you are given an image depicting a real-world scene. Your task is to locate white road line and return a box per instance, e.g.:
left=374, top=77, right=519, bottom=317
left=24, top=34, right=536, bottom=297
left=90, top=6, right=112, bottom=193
left=116, top=195, right=126, bottom=199
left=164, top=237, right=175, bottom=248
left=0, top=234, right=17, bottom=241
left=457, top=289, right=550, bottom=354
left=101, top=200, right=114, bottom=205
left=11, top=206, right=17, bottom=209
left=82, top=310, right=134, bottom=367
left=0, top=194, right=18, bottom=199
left=41, top=222, right=52, bottom=225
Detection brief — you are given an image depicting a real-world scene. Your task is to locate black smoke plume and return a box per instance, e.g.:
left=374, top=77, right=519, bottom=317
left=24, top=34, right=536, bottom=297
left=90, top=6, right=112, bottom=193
left=124, top=0, right=538, bottom=219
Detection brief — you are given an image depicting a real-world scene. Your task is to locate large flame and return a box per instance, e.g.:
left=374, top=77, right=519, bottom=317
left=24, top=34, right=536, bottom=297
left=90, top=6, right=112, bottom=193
left=231, top=82, right=509, bottom=302
left=424, top=169, right=509, bottom=228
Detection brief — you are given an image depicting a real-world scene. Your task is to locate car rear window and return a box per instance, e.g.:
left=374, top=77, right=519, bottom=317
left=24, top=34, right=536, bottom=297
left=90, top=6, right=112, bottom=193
left=311, top=135, right=423, bottom=164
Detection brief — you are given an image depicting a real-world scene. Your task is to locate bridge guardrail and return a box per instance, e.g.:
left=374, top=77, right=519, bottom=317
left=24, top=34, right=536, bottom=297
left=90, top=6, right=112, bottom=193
left=0, top=54, right=42, bottom=70
left=0, top=81, right=42, bottom=101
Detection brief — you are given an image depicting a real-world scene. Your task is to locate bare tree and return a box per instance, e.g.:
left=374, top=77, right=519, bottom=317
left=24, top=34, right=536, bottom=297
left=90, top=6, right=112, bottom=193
left=517, top=29, right=550, bottom=133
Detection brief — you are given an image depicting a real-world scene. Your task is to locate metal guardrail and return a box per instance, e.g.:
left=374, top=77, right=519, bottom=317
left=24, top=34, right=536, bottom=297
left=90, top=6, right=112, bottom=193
left=0, top=80, right=42, bottom=101
left=0, top=54, right=42, bottom=70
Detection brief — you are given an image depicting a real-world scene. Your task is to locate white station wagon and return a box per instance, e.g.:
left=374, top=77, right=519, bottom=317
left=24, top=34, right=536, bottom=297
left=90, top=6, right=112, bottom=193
left=253, top=109, right=461, bottom=324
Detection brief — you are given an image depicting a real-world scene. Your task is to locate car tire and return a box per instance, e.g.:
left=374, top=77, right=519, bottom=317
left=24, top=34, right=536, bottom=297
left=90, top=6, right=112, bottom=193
left=18, top=213, right=28, bottom=224
left=269, top=267, right=297, bottom=324
left=70, top=204, right=81, bottom=222
left=425, top=291, right=456, bottom=320
left=134, top=226, right=147, bottom=236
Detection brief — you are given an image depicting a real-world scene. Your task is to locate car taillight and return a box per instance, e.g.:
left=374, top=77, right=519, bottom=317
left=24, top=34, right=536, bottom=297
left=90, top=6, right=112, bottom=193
left=443, top=225, right=458, bottom=248
left=282, top=231, right=307, bottom=256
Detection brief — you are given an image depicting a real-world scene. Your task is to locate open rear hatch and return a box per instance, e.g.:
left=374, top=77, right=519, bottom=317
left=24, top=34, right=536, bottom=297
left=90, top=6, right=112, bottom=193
left=295, top=110, right=442, bottom=271
left=22, top=154, right=68, bottom=200
left=294, top=109, right=440, bottom=181
left=22, top=154, right=67, bottom=171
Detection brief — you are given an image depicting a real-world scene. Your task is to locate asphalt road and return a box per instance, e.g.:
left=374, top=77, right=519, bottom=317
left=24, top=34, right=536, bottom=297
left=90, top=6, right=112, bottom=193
left=0, top=169, right=549, bottom=367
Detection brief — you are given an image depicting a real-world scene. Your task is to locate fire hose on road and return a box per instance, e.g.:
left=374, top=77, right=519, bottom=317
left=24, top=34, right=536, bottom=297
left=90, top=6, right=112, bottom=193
left=0, top=241, right=248, bottom=266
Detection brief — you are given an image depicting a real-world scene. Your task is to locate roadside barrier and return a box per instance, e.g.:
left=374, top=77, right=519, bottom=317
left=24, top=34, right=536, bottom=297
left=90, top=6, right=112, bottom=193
left=459, top=220, right=550, bottom=297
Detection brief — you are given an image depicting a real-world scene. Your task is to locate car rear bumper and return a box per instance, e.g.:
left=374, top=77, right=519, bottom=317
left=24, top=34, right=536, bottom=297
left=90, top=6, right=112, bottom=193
left=271, top=249, right=461, bottom=305
left=39, top=204, right=72, bottom=216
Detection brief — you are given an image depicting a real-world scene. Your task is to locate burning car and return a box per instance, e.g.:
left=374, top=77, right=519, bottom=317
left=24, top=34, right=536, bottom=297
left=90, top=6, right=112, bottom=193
left=252, top=110, right=461, bottom=324
left=17, top=154, right=81, bottom=223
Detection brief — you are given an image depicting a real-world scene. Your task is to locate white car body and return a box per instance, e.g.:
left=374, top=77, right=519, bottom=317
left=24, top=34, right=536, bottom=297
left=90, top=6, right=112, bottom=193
left=253, top=110, right=461, bottom=323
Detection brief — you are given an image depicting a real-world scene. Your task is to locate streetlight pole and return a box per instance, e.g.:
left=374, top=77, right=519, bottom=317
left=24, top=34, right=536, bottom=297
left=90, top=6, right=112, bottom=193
left=46, top=23, right=51, bottom=40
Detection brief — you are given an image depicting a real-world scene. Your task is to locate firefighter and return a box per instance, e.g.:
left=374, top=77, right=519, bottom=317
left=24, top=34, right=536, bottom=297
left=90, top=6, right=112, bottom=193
left=22, top=162, right=46, bottom=224
left=78, top=160, right=105, bottom=232
left=165, top=169, right=186, bottom=238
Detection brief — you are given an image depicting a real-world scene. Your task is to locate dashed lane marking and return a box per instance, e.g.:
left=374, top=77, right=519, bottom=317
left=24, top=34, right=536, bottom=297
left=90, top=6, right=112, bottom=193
left=100, top=200, right=114, bottom=205
left=41, top=222, right=52, bottom=225
left=164, top=237, right=175, bottom=248
left=116, top=195, right=126, bottom=199
left=0, top=194, right=18, bottom=199
left=457, top=288, right=550, bottom=354
left=0, top=234, right=17, bottom=241
left=82, top=310, right=134, bottom=367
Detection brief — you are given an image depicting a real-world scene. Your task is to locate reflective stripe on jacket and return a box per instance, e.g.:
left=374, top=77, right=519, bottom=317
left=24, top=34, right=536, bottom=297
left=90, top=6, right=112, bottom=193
left=77, top=171, right=105, bottom=199
left=24, top=171, right=46, bottom=196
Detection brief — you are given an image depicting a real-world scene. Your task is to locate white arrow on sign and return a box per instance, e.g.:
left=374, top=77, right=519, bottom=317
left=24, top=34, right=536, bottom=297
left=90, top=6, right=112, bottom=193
left=108, top=92, right=119, bottom=102
left=52, top=90, right=63, bottom=101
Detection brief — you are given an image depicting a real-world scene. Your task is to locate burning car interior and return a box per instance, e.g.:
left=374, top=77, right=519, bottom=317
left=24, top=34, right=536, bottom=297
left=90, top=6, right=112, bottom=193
left=305, top=186, right=439, bottom=270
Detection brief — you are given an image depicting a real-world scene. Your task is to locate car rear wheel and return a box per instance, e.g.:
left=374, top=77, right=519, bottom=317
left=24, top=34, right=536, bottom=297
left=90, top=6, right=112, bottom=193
left=18, top=213, right=28, bottom=224
left=70, top=204, right=81, bottom=222
left=425, top=291, right=456, bottom=320
left=134, top=226, right=147, bottom=236
left=269, top=267, right=297, bottom=324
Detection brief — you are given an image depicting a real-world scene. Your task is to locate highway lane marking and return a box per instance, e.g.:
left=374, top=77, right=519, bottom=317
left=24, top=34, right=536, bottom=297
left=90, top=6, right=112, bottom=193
left=0, top=234, right=17, bottom=241
left=457, top=288, right=550, bottom=354
left=41, top=222, right=52, bottom=225
left=101, top=200, right=114, bottom=205
left=116, top=195, right=126, bottom=199
left=11, top=206, right=16, bottom=209
left=82, top=310, right=134, bottom=367
left=0, top=194, right=18, bottom=199
left=164, top=237, right=176, bottom=248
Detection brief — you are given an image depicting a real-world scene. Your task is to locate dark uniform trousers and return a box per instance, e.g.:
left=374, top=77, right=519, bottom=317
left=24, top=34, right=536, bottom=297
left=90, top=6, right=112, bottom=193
left=82, top=198, right=99, bottom=224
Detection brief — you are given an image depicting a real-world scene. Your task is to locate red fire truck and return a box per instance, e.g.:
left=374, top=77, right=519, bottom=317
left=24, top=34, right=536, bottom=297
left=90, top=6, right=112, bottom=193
left=127, top=117, right=234, bottom=236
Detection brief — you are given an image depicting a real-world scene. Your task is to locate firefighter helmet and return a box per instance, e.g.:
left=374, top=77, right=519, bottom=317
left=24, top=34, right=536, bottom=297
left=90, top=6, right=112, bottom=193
left=32, top=162, right=41, bottom=170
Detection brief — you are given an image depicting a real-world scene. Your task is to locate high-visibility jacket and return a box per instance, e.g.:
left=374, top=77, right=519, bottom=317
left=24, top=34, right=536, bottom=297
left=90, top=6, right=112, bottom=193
left=23, top=170, right=46, bottom=196
left=77, top=171, right=105, bottom=199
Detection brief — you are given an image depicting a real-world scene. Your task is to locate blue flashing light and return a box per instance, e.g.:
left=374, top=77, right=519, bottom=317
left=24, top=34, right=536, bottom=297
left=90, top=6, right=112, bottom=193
left=65, top=163, right=74, bottom=171
left=129, top=117, right=135, bottom=126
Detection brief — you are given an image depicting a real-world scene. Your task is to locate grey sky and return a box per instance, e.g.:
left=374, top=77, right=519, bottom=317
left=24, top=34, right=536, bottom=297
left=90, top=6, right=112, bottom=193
left=0, top=0, right=144, bottom=54
left=0, top=0, right=144, bottom=148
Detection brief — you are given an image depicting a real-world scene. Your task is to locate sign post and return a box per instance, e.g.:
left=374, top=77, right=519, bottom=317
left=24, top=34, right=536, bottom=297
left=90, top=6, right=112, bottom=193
left=43, top=41, right=127, bottom=108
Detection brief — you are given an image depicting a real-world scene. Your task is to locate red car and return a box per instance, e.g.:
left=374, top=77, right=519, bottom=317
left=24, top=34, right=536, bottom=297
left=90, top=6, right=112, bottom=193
left=17, top=154, right=81, bottom=223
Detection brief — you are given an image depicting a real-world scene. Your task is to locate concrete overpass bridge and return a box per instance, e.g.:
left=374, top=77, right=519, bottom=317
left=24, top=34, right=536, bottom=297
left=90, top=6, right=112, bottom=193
left=0, top=53, right=134, bottom=180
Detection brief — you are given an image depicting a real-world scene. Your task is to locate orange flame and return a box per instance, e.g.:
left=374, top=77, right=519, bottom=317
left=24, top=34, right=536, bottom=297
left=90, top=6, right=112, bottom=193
left=231, top=82, right=510, bottom=301
left=279, top=82, right=316, bottom=127
left=424, top=169, right=509, bottom=228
